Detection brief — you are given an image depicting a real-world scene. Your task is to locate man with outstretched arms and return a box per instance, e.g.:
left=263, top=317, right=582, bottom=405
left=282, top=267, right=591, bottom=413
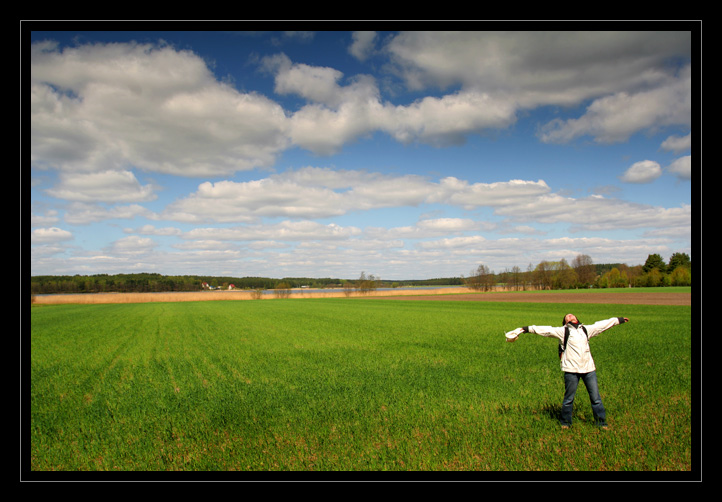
left=505, top=314, right=629, bottom=429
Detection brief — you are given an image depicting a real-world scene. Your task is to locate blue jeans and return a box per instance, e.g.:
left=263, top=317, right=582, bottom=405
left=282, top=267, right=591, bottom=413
left=561, top=371, right=607, bottom=427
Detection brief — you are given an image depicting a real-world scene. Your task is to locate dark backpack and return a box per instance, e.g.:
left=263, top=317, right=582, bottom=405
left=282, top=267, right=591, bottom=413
left=559, top=324, right=588, bottom=358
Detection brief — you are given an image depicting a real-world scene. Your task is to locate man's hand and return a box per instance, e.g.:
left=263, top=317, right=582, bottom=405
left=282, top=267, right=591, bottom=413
left=505, top=327, right=524, bottom=342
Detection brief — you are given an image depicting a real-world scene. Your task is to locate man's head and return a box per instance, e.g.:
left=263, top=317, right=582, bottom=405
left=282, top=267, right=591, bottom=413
left=563, top=313, right=580, bottom=325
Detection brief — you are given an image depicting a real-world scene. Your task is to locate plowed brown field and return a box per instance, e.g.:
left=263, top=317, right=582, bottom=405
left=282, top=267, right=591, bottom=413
left=33, top=288, right=691, bottom=305
left=376, top=290, right=691, bottom=305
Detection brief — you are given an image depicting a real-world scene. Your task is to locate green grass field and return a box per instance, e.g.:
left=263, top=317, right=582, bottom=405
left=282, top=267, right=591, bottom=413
left=29, top=296, right=693, bottom=472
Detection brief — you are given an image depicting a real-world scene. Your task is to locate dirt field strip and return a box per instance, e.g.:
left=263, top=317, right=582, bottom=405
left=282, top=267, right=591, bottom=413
left=375, top=291, right=692, bottom=306
left=33, top=288, right=691, bottom=306
left=31, top=287, right=467, bottom=305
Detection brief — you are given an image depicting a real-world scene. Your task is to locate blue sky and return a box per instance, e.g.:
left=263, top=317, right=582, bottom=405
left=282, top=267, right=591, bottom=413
left=28, top=27, right=694, bottom=280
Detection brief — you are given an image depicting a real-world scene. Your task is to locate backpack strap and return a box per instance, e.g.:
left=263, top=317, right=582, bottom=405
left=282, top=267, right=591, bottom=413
left=559, top=325, right=588, bottom=358
left=558, top=326, right=569, bottom=358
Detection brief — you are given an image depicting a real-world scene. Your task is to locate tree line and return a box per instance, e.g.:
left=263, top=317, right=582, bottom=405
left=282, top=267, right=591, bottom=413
left=28, top=272, right=463, bottom=296
left=29, top=252, right=690, bottom=296
left=463, top=253, right=692, bottom=291
left=29, top=273, right=344, bottom=295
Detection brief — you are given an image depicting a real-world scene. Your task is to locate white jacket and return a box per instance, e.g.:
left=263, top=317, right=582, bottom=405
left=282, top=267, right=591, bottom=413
left=525, top=317, right=625, bottom=373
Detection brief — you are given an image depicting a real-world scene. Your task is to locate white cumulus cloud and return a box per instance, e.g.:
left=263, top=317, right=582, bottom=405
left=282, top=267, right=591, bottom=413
left=45, top=170, right=156, bottom=202
left=667, top=155, right=692, bottom=180
left=31, top=41, right=289, bottom=177
left=620, top=160, right=663, bottom=184
left=31, top=227, right=73, bottom=244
